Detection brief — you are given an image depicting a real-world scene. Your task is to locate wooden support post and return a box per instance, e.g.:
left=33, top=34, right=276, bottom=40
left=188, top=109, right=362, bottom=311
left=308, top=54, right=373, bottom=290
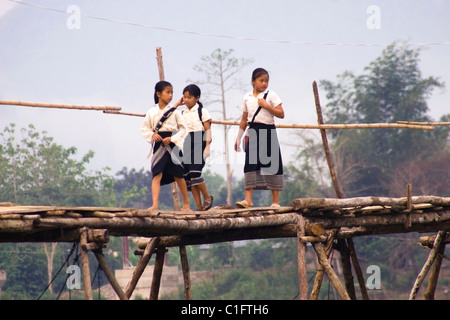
left=93, top=249, right=128, bottom=300
left=347, top=238, right=369, bottom=300
left=409, top=230, right=447, bottom=300
left=313, top=242, right=351, bottom=300
left=423, top=242, right=446, bottom=300
left=79, top=227, right=93, bottom=300
left=337, top=239, right=356, bottom=300
left=405, top=183, right=413, bottom=228
left=310, top=229, right=338, bottom=299
left=149, top=246, right=166, bottom=300
left=156, top=47, right=180, bottom=211
left=296, top=215, right=308, bottom=300
left=179, top=245, right=192, bottom=300
left=312, top=80, right=367, bottom=299
left=125, top=237, right=160, bottom=299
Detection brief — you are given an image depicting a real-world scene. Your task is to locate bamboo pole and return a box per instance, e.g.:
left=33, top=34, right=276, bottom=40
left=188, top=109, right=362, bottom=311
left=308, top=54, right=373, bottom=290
left=93, top=249, right=128, bottom=300
left=312, top=80, right=357, bottom=299
left=155, top=47, right=180, bottom=211
left=79, top=227, right=93, bottom=300
left=211, top=119, right=434, bottom=130
left=296, top=215, right=308, bottom=300
left=0, top=100, right=121, bottom=111
left=102, top=110, right=435, bottom=131
left=149, top=247, right=166, bottom=300
left=179, top=245, right=192, bottom=300
left=124, top=237, right=159, bottom=299
left=155, top=47, right=166, bottom=82
left=397, top=120, right=450, bottom=126
left=409, top=230, right=447, bottom=300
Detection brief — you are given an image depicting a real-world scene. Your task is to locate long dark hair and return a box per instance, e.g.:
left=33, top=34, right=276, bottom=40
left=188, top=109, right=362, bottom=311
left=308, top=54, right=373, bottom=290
left=251, top=67, right=269, bottom=81
left=154, top=80, right=172, bottom=104
left=183, top=84, right=204, bottom=109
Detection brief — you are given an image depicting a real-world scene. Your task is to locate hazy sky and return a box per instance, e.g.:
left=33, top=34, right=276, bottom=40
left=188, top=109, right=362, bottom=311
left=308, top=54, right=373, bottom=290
left=1, top=0, right=449, bottom=179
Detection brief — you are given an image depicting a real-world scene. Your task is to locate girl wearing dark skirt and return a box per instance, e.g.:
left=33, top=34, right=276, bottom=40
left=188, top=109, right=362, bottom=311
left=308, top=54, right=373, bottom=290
left=141, top=81, right=190, bottom=211
left=234, top=68, right=285, bottom=208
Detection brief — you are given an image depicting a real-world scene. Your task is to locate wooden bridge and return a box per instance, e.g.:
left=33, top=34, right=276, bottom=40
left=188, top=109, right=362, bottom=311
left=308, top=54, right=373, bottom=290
left=1, top=195, right=449, bottom=300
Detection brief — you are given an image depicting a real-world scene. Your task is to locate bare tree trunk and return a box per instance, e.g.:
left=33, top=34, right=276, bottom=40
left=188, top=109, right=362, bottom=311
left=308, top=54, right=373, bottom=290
left=220, top=69, right=233, bottom=206
left=44, top=242, right=57, bottom=294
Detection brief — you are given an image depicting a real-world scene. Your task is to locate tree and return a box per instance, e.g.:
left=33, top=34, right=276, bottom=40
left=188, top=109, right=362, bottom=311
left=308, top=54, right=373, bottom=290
left=0, top=123, right=118, bottom=297
left=191, top=48, right=253, bottom=205
left=0, top=123, right=115, bottom=206
left=319, top=43, right=448, bottom=196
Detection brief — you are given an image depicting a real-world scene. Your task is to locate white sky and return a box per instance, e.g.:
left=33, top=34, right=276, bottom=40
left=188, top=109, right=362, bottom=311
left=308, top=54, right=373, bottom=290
left=1, top=0, right=449, bottom=179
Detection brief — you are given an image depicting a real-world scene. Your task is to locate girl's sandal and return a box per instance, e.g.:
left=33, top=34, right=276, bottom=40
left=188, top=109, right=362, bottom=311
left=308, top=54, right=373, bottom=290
left=202, top=196, right=214, bottom=211
left=235, top=200, right=252, bottom=208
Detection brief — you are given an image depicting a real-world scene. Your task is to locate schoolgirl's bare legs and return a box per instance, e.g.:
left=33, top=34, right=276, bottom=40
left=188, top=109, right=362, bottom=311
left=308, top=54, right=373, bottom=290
left=174, top=176, right=191, bottom=210
left=244, top=188, right=254, bottom=207
left=148, top=173, right=163, bottom=210
left=271, top=190, right=280, bottom=206
left=191, top=185, right=203, bottom=210
left=192, top=182, right=212, bottom=210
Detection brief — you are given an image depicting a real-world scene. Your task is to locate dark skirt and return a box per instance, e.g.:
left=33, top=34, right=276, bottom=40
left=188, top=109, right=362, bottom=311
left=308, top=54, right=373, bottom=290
left=151, top=131, right=185, bottom=186
left=183, top=131, right=206, bottom=190
left=244, top=123, right=283, bottom=190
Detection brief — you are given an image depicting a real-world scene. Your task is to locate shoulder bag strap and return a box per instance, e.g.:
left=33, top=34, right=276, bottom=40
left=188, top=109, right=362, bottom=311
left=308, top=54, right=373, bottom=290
left=155, top=107, right=176, bottom=133
left=249, top=91, right=269, bottom=124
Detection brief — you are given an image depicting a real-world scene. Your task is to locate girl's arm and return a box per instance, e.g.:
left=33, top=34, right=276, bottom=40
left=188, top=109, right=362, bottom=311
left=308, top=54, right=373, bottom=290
left=141, top=111, right=158, bottom=143
left=203, top=120, right=212, bottom=159
left=258, top=99, right=285, bottom=119
left=173, top=96, right=185, bottom=108
left=203, top=120, right=212, bottom=146
left=234, top=112, right=248, bottom=152
left=164, top=110, right=188, bottom=146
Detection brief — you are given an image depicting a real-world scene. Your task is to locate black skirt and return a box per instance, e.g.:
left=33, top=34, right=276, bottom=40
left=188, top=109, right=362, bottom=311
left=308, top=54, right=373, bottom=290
left=151, top=131, right=185, bottom=186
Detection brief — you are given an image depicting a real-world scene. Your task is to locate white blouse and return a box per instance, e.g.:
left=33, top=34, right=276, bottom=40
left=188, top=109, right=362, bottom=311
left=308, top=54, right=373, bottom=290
left=141, top=104, right=188, bottom=149
left=182, top=103, right=212, bottom=132
left=241, top=90, right=283, bottom=125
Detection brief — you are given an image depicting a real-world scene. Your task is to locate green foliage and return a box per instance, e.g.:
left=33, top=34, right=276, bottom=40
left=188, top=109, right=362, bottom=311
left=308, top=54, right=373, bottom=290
left=0, top=123, right=123, bottom=299
left=164, top=239, right=308, bottom=300
left=319, top=43, right=448, bottom=196
left=0, top=123, right=114, bottom=206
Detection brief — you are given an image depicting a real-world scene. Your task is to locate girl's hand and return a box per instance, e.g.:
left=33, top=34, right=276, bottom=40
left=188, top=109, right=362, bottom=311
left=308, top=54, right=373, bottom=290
left=203, top=145, right=211, bottom=159
left=258, top=98, right=269, bottom=109
left=162, top=137, right=171, bottom=145
left=234, top=139, right=241, bottom=152
left=174, top=97, right=184, bottom=108
left=153, top=133, right=162, bottom=142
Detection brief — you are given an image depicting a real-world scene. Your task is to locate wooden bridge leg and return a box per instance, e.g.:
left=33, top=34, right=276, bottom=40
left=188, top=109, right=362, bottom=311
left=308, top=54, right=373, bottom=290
left=337, top=239, right=356, bottom=300
left=296, top=215, right=308, bottom=300
left=313, top=242, right=351, bottom=300
left=410, top=230, right=447, bottom=300
left=347, top=238, right=369, bottom=300
left=149, top=246, right=166, bottom=300
left=423, top=242, right=446, bottom=300
left=179, top=245, right=192, bottom=300
left=124, top=237, right=160, bottom=299
left=93, top=249, right=128, bottom=300
left=79, top=227, right=93, bottom=300
left=310, top=229, right=338, bottom=299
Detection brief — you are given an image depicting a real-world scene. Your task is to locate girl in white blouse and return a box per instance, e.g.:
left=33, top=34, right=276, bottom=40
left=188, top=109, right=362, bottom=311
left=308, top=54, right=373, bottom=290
left=234, top=68, right=285, bottom=208
left=181, top=84, right=214, bottom=211
left=141, top=80, right=190, bottom=211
